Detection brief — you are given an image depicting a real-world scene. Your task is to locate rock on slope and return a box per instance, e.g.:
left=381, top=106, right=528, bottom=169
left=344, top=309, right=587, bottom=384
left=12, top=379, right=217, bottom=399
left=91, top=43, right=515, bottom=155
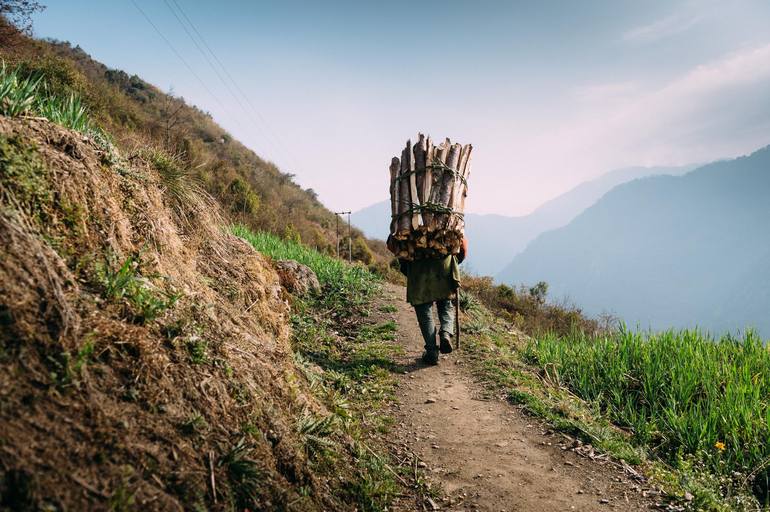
left=0, top=117, right=338, bottom=510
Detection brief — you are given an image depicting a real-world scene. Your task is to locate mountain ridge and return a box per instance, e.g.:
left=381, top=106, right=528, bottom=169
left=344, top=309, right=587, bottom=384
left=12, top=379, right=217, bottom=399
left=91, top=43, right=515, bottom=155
left=498, top=144, right=770, bottom=335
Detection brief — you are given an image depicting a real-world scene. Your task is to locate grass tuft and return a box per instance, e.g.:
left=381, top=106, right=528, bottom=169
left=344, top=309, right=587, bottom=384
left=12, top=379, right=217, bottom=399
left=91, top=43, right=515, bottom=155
left=220, top=437, right=263, bottom=509
left=0, top=62, right=104, bottom=138
left=96, top=253, right=179, bottom=324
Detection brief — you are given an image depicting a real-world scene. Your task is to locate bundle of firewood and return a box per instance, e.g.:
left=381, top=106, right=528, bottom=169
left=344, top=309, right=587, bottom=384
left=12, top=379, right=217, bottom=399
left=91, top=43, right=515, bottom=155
left=388, top=134, right=472, bottom=260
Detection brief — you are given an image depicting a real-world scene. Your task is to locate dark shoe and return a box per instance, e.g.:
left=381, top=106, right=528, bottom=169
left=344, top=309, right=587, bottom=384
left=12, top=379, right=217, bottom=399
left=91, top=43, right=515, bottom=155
left=439, top=336, right=453, bottom=354
left=421, top=349, right=439, bottom=365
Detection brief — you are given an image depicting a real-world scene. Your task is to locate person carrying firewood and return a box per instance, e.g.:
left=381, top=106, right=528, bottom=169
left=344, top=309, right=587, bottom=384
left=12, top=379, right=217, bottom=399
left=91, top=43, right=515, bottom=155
left=389, top=235, right=468, bottom=365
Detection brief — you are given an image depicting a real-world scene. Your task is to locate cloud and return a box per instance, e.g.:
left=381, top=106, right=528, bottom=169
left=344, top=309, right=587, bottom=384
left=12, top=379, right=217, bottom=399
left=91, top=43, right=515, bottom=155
left=574, top=43, right=770, bottom=167
left=623, top=12, right=702, bottom=43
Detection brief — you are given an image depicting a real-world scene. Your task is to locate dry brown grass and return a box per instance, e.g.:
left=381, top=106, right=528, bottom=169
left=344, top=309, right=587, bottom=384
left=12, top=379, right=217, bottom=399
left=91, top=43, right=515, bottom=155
left=0, top=116, right=354, bottom=510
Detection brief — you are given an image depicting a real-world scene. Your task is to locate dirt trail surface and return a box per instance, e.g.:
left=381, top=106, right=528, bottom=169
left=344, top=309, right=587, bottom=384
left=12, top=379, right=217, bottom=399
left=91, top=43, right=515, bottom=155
left=380, top=283, right=656, bottom=512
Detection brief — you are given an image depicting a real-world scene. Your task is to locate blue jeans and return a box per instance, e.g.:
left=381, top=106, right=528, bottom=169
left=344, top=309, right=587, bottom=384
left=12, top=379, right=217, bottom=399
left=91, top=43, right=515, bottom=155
left=413, top=299, right=454, bottom=351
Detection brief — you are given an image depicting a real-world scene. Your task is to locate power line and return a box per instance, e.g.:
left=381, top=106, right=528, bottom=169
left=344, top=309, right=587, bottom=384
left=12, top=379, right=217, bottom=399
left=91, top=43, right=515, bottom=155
left=161, top=0, right=283, bottom=163
left=167, top=0, right=301, bottom=172
left=128, top=0, right=245, bottom=135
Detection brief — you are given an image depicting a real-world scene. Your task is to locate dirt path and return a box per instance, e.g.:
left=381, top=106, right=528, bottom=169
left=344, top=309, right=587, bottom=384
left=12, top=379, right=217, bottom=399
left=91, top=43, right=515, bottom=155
left=380, top=283, right=657, bottom=512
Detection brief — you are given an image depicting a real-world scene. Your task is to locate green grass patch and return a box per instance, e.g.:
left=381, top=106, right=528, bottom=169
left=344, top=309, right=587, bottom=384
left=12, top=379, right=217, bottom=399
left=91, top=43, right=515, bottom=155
left=525, top=328, right=770, bottom=506
left=378, top=304, right=398, bottom=314
left=231, top=225, right=378, bottom=312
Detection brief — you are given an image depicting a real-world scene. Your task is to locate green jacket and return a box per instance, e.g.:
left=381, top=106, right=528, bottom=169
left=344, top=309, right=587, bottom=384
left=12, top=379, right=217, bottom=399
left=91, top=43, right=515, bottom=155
left=399, top=255, right=461, bottom=305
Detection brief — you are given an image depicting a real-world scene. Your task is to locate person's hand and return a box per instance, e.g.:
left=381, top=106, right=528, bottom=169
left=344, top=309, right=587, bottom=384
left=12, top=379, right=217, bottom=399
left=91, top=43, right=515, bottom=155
left=386, top=234, right=397, bottom=255
left=458, top=237, right=468, bottom=264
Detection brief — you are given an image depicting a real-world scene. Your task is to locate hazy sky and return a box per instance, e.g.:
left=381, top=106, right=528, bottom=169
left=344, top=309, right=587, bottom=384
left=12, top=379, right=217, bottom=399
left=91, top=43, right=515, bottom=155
left=32, top=1, right=770, bottom=216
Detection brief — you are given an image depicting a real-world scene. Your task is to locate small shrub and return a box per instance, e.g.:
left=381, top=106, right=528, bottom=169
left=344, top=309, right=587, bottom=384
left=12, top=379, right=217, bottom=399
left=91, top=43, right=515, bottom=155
left=528, top=281, right=548, bottom=304
left=462, top=273, right=598, bottom=337
left=147, top=148, right=216, bottom=226
left=227, top=177, right=260, bottom=215
left=283, top=223, right=301, bottom=244
left=351, top=236, right=374, bottom=265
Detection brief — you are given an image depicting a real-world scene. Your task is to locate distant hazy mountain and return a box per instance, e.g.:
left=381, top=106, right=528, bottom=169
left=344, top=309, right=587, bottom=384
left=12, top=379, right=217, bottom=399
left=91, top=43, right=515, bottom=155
left=352, top=165, right=693, bottom=276
left=498, top=146, right=770, bottom=336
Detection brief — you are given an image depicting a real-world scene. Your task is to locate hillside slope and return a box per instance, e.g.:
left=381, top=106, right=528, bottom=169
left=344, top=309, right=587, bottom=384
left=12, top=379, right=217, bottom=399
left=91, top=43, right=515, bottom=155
left=0, top=20, right=385, bottom=262
left=0, top=113, right=409, bottom=510
left=0, top=116, right=310, bottom=509
left=498, top=146, right=770, bottom=335
left=353, top=165, right=693, bottom=277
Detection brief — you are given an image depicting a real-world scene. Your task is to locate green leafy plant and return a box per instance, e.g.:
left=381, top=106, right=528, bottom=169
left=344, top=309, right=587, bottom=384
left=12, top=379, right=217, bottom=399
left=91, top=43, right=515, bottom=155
left=297, top=409, right=338, bottom=461
left=179, top=413, right=208, bottom=435
left=220, top=437, right=263, bottom=509
left=46, top=337, right=95, bottom=389
left=458, top=288, right=480, bottom=313
left=185, top=336, right=208, bottom=365
left=0, top=63, right=41, bottom=116
left=96, top=254, right=179, bottom=324
left=0, top=62, right=104, bottom=138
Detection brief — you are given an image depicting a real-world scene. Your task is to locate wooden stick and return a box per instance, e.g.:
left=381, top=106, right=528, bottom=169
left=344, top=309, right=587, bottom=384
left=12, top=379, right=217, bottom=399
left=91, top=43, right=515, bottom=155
left=208, top=450, right=217, bottom=504
left=458, top=145, right=473, bottom=215
left=438, top=143, right=461, bottom=229
left=407, top=139, right=423, bottom=230
left=427, top=140, right=450, bottom=232
left=414, top=133, right=426, bottom=205
left=454, top=292, right=461, bottom=350
left=389, top=157, right=400, bottom=235
left=421, top=136, right=434, bottom=228
left=397, top=145, right=411, bottom=236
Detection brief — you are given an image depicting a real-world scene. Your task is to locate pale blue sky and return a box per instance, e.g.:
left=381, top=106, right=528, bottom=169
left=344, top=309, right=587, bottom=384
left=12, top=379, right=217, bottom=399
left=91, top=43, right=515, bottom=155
left=32, top=1, right=770, bottom=215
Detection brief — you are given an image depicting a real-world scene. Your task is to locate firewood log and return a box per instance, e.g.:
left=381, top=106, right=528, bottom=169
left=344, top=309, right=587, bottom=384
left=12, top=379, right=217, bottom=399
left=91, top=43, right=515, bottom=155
left=421, top=136, right=434, bottom=228
left=427, top=140, right=450, bottom=232
left=448, top=144, right=472, bottom=231
left=389, top=157, right=400, bottom=235
left=438, top=143, right=461, bottom=228
left=397, top=145, right=411, bottom=237
left=406, top=139, right=423, bottom=230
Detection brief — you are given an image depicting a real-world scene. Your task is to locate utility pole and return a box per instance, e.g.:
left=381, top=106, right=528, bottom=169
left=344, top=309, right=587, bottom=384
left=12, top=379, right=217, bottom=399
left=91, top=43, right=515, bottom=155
left=335, top=211, right=351, bottom=262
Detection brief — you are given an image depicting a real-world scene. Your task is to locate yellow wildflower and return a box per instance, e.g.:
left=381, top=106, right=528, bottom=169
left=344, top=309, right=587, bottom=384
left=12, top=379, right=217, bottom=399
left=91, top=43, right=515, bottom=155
left=714, top=441, right=726, bottom=452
